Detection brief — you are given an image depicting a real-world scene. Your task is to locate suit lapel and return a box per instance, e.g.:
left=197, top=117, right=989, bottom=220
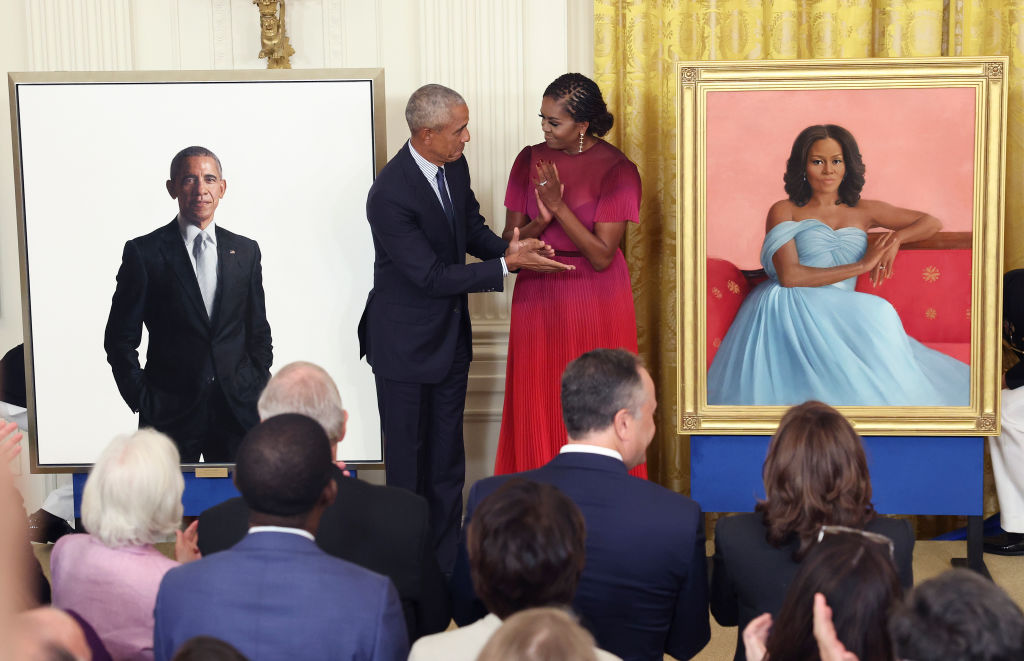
left=212, top=228, right=240, bottom=328
left=398, top=146, right=456, bottom=247
left=445, top=159, right=468, bottom=253
left=159, top=220, right=210, bottom=324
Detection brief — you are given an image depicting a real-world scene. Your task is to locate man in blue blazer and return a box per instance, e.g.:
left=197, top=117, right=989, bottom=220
left=358, top=84, right=570, bottom=574
left=452, top=349, right=710, bottom=661
left=154, top=414, right=408, bottom=661
left=196, top=361, right=450, bottom=642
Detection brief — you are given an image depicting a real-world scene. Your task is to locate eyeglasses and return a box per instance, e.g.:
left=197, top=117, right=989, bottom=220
left=817, top=524, right=895, bottom=562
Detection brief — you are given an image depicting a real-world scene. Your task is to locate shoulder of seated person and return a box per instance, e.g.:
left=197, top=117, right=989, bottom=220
left=339, top=477, right=429, bottom=509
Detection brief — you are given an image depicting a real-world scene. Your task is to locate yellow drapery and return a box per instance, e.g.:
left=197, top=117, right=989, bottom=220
left=594, top=1, right=1024, bottom=498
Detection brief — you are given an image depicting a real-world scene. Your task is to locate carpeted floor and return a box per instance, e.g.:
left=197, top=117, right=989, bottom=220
left=32, top=539, right=1024, bottom=661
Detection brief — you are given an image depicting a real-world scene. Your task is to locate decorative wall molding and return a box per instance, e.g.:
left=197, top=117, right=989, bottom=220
left=27, top=0, right=133, bottom=71
left=321, top=0, right=346, bottom=67
left=211, top=0, right=233, bottom=69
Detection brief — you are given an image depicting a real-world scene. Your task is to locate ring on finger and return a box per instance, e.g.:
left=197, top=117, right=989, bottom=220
left=538, top=180, right=548, bottom=186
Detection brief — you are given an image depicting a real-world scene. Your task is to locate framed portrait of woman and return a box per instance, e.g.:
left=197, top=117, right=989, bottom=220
left=676, top=57, right=1007, bottom=436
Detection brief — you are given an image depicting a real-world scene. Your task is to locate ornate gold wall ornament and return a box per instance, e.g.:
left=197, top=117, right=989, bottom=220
left=987, top=62, right=1004, bottom=79
left=681, top=67, right=697, bottom=83
left=254, top=0, right=295, bottom=69
left=977, top=415, right=997, bottom=431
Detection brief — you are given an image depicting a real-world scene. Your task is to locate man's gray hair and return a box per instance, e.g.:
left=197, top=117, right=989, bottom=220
left=405, top=84, right=466, bottom=133
left=258, top=361, right=346, bottom=442
left=81, top=429, right=184, bottom=547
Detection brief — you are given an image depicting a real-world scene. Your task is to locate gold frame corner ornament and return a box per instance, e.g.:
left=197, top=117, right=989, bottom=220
left=675, top=57, right=1008, bottom=437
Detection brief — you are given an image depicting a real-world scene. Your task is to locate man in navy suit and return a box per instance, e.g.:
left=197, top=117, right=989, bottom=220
left=358, top=84, right=570, bottom=574
left=104, top=146, right=272, bottom=462
left=154, top=413, right=408, bottom=661
left=452, top=349, right=710, bottom=661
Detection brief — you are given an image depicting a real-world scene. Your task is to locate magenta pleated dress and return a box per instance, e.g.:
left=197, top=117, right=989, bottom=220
left=495, top=140, right=646, bottom=480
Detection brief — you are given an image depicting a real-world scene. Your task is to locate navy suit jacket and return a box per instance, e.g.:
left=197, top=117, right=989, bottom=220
left=452, top=452, right=711, bottom=661
left=153, top=531, right=408, bottom=661
left=358, top=143, right=508, bottom=383
left=196, top=466, right=450, bottom=642
left=104, top=219, right=272, bottom=431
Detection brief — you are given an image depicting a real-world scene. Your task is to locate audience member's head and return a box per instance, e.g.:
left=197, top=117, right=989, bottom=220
left=11, top=607, right=91, bottom=660
left=234, top=414, right=335, bottom=528
left=257, top=361, right=348, bottom=447
left=765, top=530, right=902, bottom=661
left=889, top=568, right=1024, bottom=661
left=468, top=479, right=585, bottom=619
left=756, top=401, right=875, bottom=560
left=81, top=429, right=183, bottom=547
left=560, top=348, right=655, bottom=468
left=172, top=635, right=249, bottom=661
left=476, top=607, right=598, bottom=661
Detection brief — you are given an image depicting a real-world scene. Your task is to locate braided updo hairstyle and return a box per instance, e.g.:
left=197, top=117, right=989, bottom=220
left=543, top=73, right=614, bottom=137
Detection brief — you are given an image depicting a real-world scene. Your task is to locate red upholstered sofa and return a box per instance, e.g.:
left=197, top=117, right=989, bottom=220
left=706, top=233, right=972, bottom=369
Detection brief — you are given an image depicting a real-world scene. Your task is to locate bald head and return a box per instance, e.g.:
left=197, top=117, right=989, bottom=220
left=257, top=362, right=347, bottom=444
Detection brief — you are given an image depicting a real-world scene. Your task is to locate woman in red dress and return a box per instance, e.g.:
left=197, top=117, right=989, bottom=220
left=495, top=73, right=645, bottom=479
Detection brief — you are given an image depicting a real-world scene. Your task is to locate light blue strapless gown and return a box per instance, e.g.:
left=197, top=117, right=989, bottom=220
left=707, top=219, right=969, bottom=406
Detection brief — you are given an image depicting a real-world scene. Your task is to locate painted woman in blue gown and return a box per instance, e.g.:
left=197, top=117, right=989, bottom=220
left=707, top=124, right=969, bottom=406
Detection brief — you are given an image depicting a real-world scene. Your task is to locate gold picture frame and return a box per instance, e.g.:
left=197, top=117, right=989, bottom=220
left=676, top=57, right=1007, bottom=436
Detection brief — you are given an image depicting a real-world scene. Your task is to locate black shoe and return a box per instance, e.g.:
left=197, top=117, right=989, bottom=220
left=26, top=509, right=74, bottom=544
left=983, top=532, right=1024, bottom=556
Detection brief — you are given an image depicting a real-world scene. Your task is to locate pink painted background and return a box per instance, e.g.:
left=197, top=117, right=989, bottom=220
left=705, top=87, right=976, bottom=269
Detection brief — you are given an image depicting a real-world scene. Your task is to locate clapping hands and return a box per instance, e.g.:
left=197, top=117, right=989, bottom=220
left=0, top=419, right=22, bottom=466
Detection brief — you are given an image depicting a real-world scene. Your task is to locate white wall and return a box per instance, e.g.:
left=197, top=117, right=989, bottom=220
left=0, top=0, right=593, bottom=506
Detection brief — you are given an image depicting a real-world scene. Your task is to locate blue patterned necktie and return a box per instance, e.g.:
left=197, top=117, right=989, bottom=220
left=435, top=166, right=455, bottom=233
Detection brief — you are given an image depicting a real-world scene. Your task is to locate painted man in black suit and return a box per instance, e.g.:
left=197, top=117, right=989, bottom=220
left=104, top=146, right=272, bottom=462
left=197, top=361, right=450, bottom=642
left=358, top=84, right=571, bottom=574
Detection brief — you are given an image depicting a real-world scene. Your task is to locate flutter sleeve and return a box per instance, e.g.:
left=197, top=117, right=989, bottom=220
left=593, top=158, right=641, bottom=224
left=503, top=146, right=533, bottom=215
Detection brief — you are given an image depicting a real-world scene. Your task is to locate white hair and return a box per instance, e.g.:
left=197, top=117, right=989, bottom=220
left=405, top=84, right=465, bottom=132
left=81, top=429, right=183, bottom=547
left=257, top=361, right=346, bottom=442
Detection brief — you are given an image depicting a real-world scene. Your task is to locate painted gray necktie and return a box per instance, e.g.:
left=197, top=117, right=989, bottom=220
left=193, top=230, right=216, bottom=318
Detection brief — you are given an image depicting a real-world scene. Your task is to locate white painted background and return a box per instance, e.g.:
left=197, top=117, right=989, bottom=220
left=0, top=0, right=593, bottom=508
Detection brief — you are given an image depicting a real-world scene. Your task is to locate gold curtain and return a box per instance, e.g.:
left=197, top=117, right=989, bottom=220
left=594, top=1, right=1024, bottom=503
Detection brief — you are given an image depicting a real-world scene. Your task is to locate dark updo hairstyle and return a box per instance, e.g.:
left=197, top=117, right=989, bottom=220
left=543, top=73, right=614, bottom=137
left=765, top=532, right=902, bottom=661
left=783, top=124, right=866, bottom=207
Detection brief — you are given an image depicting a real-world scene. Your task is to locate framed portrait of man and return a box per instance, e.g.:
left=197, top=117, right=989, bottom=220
left=676, top=57, right=1006, bottom=436
left=10, top=69, right=387, bottom=469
